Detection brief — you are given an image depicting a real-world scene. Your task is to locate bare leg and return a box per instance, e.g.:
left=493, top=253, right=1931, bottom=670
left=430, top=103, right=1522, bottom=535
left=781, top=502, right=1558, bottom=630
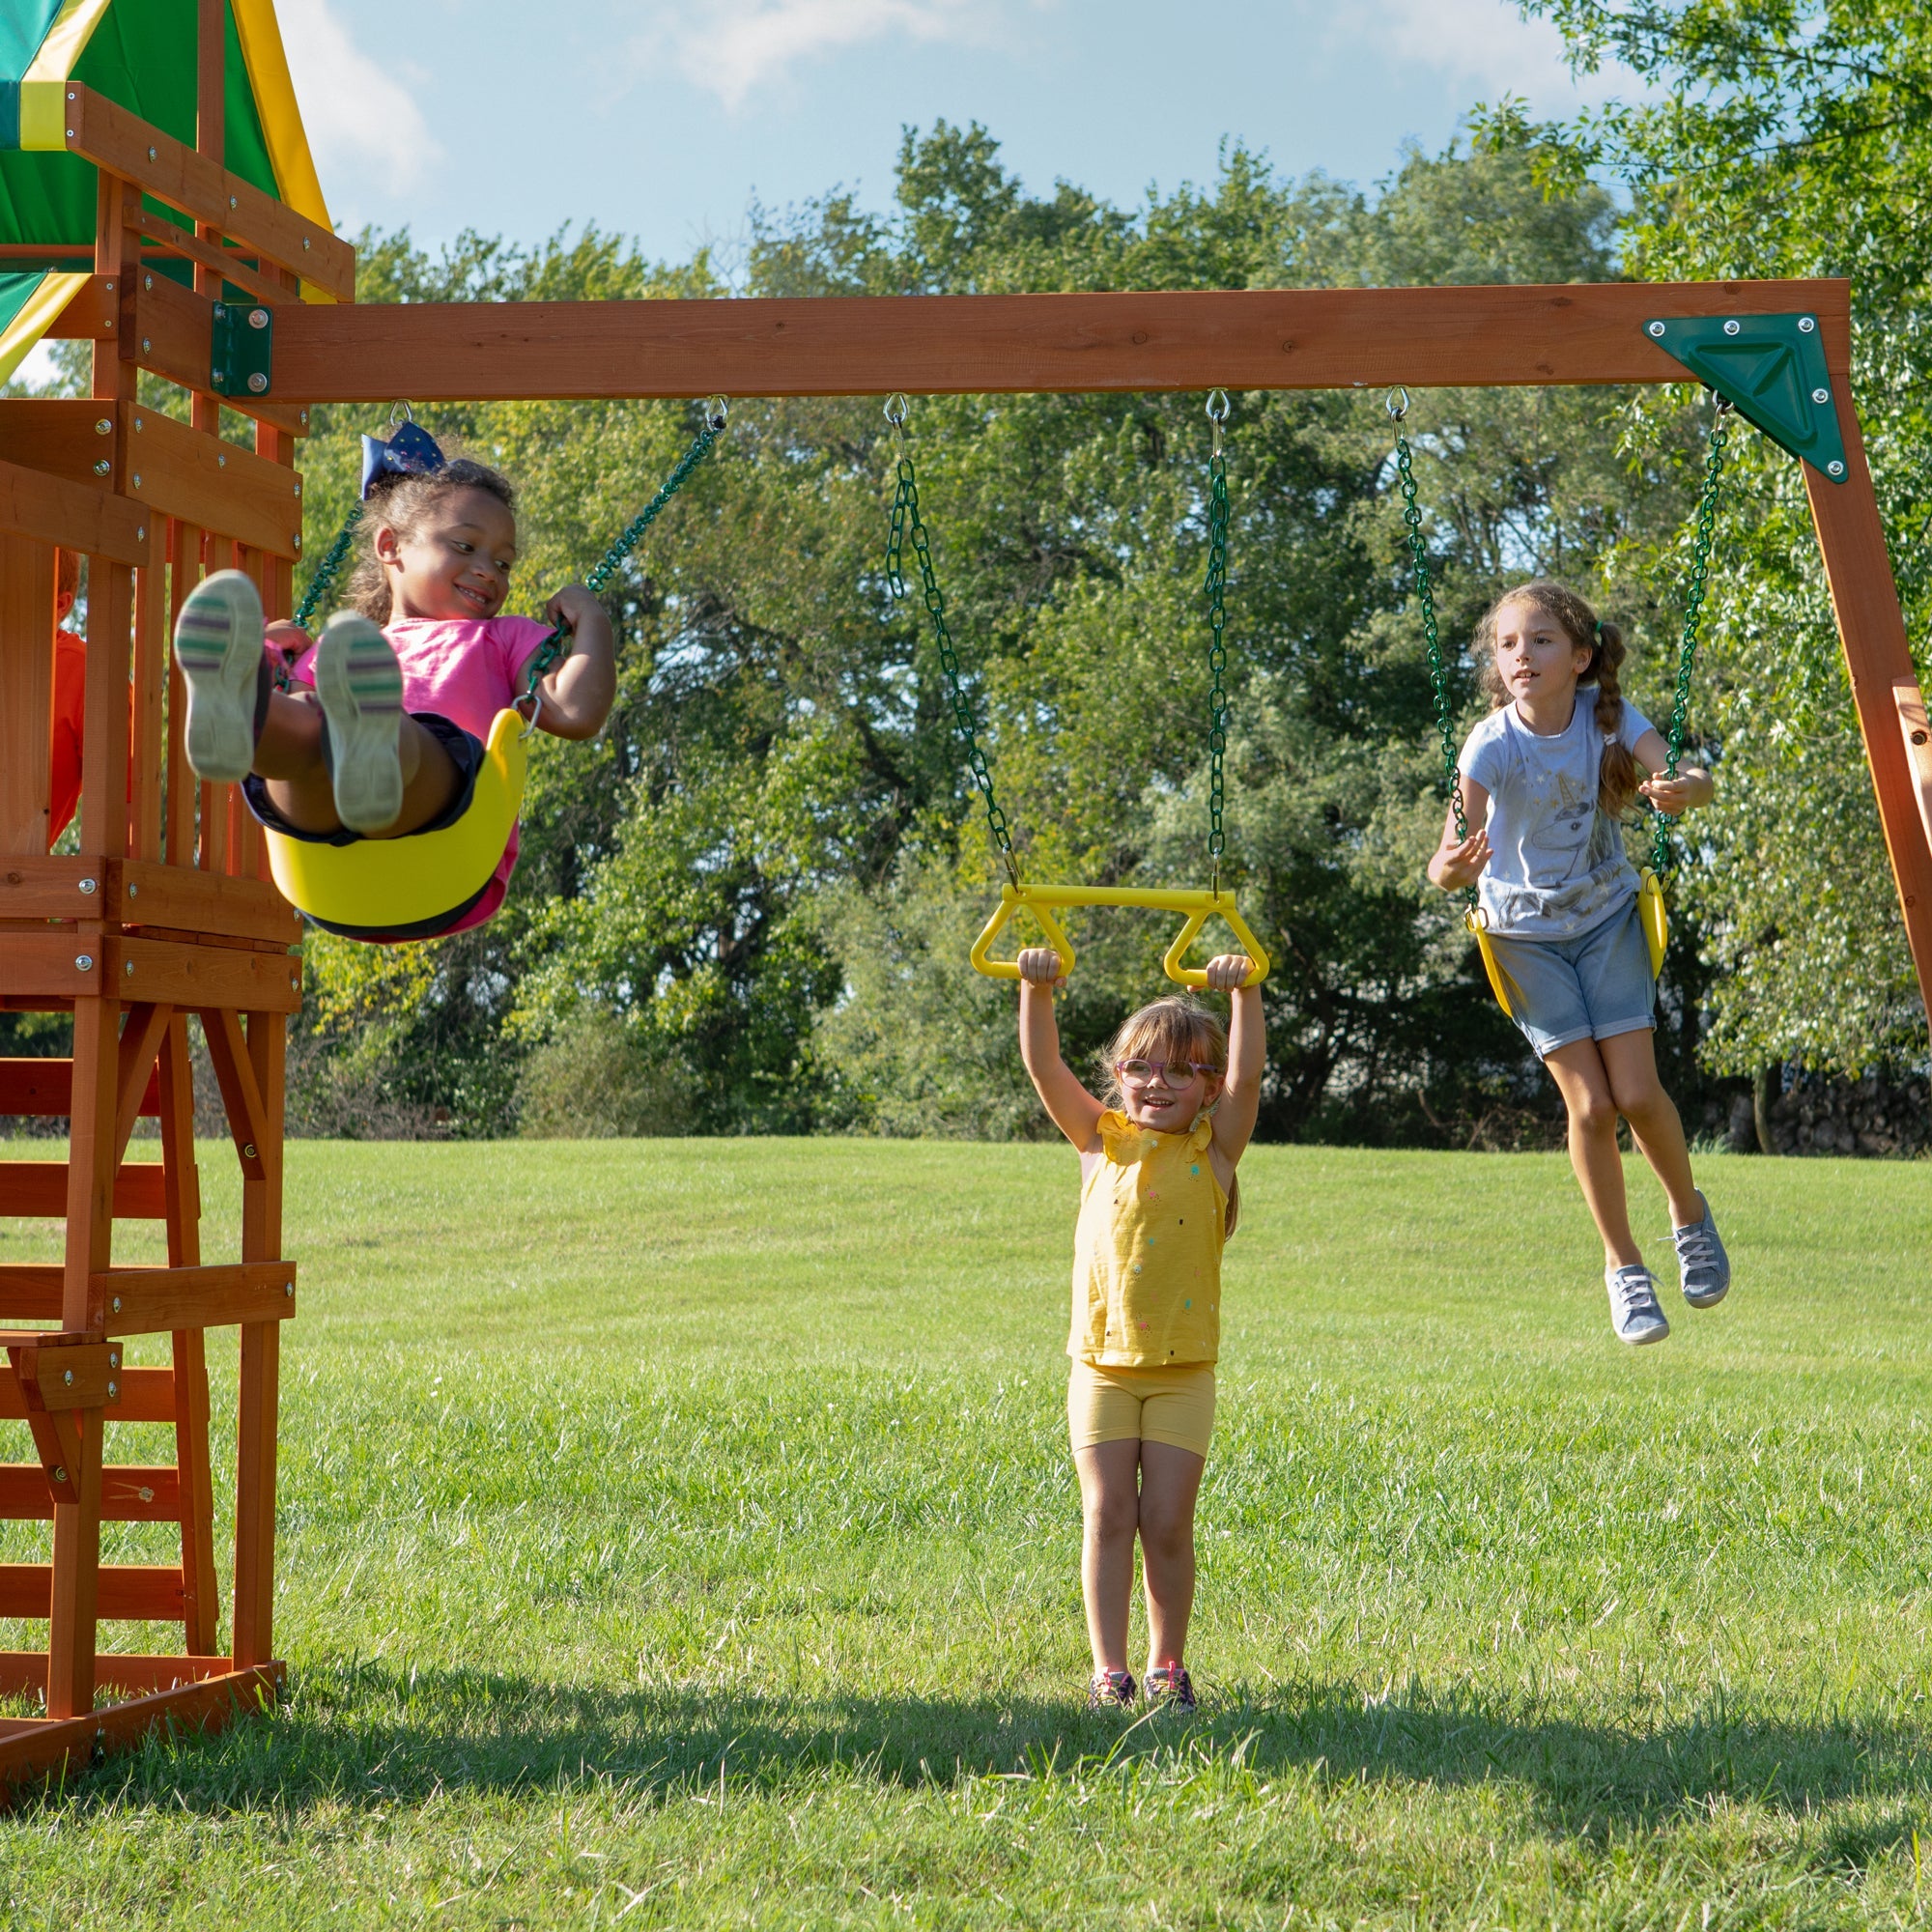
left=1543, top=1038, right=1641, bottom=1267
left=1600, top=1029, right=1702, bottom=1227
left=254, top=690, right=461, bottom=839
left=1136, top=1440, right=1206, bottom=1673
left=1074, top=1440, right=1141, bottom=1677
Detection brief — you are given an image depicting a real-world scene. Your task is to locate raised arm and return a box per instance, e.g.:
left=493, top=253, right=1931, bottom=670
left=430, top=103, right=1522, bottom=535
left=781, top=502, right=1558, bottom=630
left=1632, top=728, right=1714, bottom=815
left=1205, top=954, right=1265, bottom=1169
left=530, top=584, right=616, bottom=741
left=1426, top=776, right=1492, bottom=893
left=1017, top=949, right=1106, bottom=1151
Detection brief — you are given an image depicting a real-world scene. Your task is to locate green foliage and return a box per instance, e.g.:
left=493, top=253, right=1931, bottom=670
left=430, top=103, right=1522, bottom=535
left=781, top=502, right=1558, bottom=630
left=1493, top=1, right=1932, bottom=1072
left=287, top=128, right=1775, bottom=1140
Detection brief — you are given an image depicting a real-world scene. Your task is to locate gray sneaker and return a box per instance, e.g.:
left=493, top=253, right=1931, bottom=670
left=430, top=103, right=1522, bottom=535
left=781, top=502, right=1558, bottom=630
left=173, top=569, right=265, bottom=781
left=314, top=612, right=405, bottom=834
left=1672, top=1192, right=1730, bottom=1309
left=1606, top=1264, right=1669, bottom=1345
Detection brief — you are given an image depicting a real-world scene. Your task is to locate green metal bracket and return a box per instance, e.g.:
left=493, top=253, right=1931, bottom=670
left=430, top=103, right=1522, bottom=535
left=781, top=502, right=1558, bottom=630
left=210, top=299, right=272, bottom=400
left=1642, top=312, right=1847, bottom=483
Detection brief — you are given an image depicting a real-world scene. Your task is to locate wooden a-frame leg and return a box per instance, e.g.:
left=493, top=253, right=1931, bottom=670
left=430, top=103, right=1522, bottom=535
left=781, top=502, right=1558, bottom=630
left=49, top=993, right=120, bottom=1721
left=231, top=1011, right=285, bottom=1670
left=158, top=1016, right=219, bottom=1657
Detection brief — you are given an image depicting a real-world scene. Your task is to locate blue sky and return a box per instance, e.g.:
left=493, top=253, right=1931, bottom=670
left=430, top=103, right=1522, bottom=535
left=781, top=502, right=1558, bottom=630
left=278, top=0, right=1633, bottom=264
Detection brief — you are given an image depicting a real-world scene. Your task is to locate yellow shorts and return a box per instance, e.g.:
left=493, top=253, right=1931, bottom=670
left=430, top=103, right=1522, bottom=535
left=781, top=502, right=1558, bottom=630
left=1067, top=1358, right=1216, bottom=1460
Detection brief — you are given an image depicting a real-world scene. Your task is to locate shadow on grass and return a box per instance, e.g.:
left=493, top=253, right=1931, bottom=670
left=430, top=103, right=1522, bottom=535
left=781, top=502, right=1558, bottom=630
left=46, top=1660, right=1932, bottom=1841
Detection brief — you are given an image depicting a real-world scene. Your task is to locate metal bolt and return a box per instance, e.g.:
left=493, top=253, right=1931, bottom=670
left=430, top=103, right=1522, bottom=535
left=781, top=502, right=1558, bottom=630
left=94, top=417, right=110, bottom=435
left=135, top=526, right=145, bottom=541
left=52, top=1466, right=66, bottom=1485
left=301, top=238, right=311, bottom=251
left=299, top=410, right=310, bottom=425
left=1800, top=316, right=1816, bottom=332
left=144, top=273, right=153, bottom=290
left=110, top=1297, right=121, bottom=1315
left=283, top=1282, right=294, bottom=1297
left=67, top=91, right=74, bottom=99
left=292, top=534, right=302, bottom=552
left=1646, top=320, right=1665, bottom=338
left=132, top=473, right=141, bottom=489
left=1828, top=460, right=1846, bottom=476
left=108, top=1351, right=120, bottom=1369
left=124, top=961, right=133, bottom=977
left=147, top=146, right=156, bottom=161
left=93, top=459, right=110, bottom=476
left=103, top=281, right=113, bottom=292
left=217, top=453, right=226, bottom=468
left=213, top=369, right=223, bottom=384
left=229, top=195, right=238, bottom=210
left=1723, top=319, right=1741, bottom=335
left=1913, top=728, right=1928, bottom=746
left=213, top=302, right=226, bottom=319
left=128, top=883, right=137, bottom=897
left=141, top=337, right=151, bottom=354
left=63, top=1370, right=72, bottom=1387
left=133, top=415, right=143, bottom=431
left=75, top=953, right=94, bottom=971
left=242, top=1142, right=258, bottom=1160
left=248, top=372, right=268, bottom=393
left=1811, top=386, right=1830, bottom=404
left=294, top=480, right=302, bottom=497
left=65, top=128, right=72, bottom=139
left=249, top=308, right=269, bottom=329
left=107, top=1381, right=118, bottom=1399
left=78, top=878, right=97, bottom=895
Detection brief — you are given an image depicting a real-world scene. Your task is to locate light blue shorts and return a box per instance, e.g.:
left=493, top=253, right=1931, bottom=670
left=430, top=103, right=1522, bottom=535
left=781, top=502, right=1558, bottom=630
left=1486, top=898, right=1656, bottom=1060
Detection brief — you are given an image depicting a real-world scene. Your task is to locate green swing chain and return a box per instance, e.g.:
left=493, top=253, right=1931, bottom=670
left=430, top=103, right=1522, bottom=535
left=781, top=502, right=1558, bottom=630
left=1204, top=390, right=1232, bottom=895
left=292, top=503, right=362, bottom=635
left=883, top=394, right=1020, bottom=885
left=1390, top=389, right=1479, bottom=914
left=520, top=399, right=729, bottom=717
left=1650, top=397, right=1732, bottom=878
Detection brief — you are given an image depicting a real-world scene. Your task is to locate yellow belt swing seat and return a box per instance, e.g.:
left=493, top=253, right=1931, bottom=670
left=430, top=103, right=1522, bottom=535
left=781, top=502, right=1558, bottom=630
left=882, top=390, right=1270, bottom=993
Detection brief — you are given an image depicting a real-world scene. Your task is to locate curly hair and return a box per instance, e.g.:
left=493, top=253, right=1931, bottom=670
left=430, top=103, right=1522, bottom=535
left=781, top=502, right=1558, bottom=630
left=1474, top=578, right=1639, bottom=817
left=1098, top=994, right=1240, bottom=1236
left=342, top=457, right=517, bottom=624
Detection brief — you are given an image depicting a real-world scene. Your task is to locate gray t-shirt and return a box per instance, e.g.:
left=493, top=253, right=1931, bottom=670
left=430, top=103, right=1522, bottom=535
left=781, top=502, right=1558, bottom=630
left=1459, top=689, right=1653, bottom=940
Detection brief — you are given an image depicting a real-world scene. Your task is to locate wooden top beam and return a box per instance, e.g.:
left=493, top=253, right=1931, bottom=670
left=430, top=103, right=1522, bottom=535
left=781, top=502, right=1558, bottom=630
left=267, top=277, right=1852, bottom=404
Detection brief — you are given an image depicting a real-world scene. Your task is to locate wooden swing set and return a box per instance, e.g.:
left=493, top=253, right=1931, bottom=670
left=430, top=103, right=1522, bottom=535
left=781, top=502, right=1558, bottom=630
left=1, top=0, right=1928, bottom=1795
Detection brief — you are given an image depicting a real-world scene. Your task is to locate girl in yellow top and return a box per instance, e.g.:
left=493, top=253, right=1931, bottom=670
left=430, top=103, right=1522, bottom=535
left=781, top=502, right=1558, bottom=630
left=1018, top=947, right=1265, bottom=1712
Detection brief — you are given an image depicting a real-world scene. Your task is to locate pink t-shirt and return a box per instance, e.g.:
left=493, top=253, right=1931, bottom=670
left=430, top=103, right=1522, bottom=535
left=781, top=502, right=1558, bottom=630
left=289, top=614, right=554, bottom=935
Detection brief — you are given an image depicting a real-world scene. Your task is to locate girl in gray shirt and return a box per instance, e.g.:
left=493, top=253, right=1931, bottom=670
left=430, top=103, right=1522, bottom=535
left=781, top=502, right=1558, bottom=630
left=1427, top=579, right=1730, bottom=1347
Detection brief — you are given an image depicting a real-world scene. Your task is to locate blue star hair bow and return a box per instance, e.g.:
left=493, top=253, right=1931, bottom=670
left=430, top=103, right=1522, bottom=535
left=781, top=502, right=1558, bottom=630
left=358, top=419, right=446, bottom=499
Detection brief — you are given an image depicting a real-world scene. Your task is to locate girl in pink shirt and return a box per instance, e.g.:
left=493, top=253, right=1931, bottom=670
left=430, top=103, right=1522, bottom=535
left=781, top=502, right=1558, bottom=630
left=173, top=447, right=614, bottom=941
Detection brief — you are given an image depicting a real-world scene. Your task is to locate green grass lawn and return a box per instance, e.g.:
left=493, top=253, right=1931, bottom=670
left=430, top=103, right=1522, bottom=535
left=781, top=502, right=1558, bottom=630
left=0, top=1138, right=1930, bottom=1926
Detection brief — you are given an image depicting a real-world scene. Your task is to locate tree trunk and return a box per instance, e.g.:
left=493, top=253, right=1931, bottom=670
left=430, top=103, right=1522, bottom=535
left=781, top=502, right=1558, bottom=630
left=1752, top=1063, right=1780, bottom=1155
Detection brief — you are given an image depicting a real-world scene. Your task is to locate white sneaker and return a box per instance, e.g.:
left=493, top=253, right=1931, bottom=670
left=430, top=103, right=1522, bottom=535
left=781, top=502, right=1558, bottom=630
left=314, top=613, right=404, bottom=834
left=173, top=569, right=265, bottom=781
left=1672, top=1193, right=1730, bottom=1309
left=1605, top=1264, right=1669, bottom=1346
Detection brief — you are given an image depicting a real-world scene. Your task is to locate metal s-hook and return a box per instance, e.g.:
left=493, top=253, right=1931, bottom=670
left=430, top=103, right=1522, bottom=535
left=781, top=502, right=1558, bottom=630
left=388, top=399, right=414, bottom=426
left=1384, top=385, right=1410, bottom=422
left=703, top=395, right=730, bottom=432
left=1206, top=386, right=1230, bottom=457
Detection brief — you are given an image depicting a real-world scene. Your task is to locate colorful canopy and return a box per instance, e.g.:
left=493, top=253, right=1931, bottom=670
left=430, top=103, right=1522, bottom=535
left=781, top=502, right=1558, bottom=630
left=0, top=0, right=329, bottom=301
left=0, top=262, right=82, bottom=382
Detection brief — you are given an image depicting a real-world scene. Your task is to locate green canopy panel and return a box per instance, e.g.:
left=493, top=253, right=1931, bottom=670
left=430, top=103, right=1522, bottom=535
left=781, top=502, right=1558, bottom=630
left=0, top=262, right=82, bottom=382
left=0, top=0, right=328, bottom=270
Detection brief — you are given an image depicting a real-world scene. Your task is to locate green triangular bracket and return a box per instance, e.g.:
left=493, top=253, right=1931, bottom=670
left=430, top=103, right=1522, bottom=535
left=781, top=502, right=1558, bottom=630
left=1642, top=312, right=1849, bottom=483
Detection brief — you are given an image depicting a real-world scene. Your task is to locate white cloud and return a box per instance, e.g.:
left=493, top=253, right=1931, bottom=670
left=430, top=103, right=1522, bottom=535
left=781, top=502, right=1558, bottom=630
left=1340, top=0, right=1626, bottom=111
left=274, top=0, right=444, bottom=203
left=633, top=0, right=1005, bottom=111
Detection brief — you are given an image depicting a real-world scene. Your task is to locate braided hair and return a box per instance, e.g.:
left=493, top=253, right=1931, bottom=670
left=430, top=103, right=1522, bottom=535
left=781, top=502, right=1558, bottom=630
left=1474, top=579, right=1639, bottom=817
left=344, top=458, right=517, bottom=625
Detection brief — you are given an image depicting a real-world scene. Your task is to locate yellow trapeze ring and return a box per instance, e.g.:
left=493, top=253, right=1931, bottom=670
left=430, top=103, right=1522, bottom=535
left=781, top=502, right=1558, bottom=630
left=264, top=708, right=527, bottom=934
left=969, top=883, right=1270, bottom=988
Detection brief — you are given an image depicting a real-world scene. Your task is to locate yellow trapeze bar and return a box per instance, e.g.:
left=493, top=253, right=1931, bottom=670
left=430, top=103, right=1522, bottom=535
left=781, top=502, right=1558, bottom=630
left=970, top=883, right=1270, bottom=989
left=1637, top=867, right=1668, bottom=978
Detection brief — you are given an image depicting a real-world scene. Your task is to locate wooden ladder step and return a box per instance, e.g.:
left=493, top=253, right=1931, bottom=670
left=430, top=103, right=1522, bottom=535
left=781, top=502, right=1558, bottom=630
left=0, top=1563, right=183, bottom=1621
left=0, top=1465, right=182, bottom=1522
left=0, top=1164, right=167, bottom=1219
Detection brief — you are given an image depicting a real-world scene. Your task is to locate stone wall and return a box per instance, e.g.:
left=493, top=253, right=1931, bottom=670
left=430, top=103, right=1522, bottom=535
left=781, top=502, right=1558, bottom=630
left=1725, top=1068, right=1932, bottom=1157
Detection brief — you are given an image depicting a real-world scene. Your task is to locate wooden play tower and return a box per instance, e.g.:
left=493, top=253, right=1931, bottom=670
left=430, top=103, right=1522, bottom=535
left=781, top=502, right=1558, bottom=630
left=2, top=0, right=1930, bottom=1796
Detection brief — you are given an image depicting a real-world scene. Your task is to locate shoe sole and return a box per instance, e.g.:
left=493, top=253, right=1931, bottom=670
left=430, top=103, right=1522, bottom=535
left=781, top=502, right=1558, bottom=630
left=1683, top=1282, right=1729, bottom=1310
left=1616, top=1320, right=1670, bottom=1346
left=315, top=615, right=404, bottom=834
left=173, top=570, right=264, bottom=782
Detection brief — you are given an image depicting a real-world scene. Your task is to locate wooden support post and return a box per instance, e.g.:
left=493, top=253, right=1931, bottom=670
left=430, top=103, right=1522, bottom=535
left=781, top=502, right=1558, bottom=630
left=231, top=1012, right=284, bottom=1670
left=0, top=536, right=55, bottom=855
left=1802, top=395, right=1932, bottom=1020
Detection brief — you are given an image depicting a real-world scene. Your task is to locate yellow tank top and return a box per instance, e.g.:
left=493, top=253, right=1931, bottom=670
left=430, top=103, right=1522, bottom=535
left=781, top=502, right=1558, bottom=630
left=1069, top=1110, right=1226, bottom=1367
